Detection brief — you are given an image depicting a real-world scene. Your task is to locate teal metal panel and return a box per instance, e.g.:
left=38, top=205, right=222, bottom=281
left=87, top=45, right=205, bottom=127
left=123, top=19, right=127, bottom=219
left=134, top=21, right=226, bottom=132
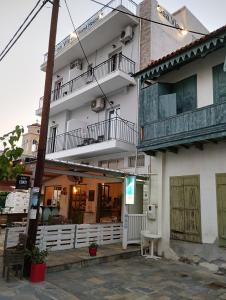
left=173, top=75, right=197, bottom=114
left=139, top=101, right=226, bottom=152
left=213, top=63, right=226, bottom=103
left=159, top=94, right=177, bottom=120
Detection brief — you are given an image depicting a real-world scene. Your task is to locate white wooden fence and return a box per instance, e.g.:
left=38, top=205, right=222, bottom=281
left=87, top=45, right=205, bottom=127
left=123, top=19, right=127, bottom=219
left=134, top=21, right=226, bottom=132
left=127, top=214, right=147, bottom=244
left=75, top=223, right=122, bottom=248
left=6, top=223, right=122, bottom=251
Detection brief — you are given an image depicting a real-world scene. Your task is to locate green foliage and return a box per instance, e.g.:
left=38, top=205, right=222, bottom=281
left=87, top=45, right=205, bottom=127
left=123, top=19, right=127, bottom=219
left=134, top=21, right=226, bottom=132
left=89, top=242, right=98, bottom=248
left=0, top=192, right=9, bottom=208
left=26, top=246, right=48, bottom=264
left=0, top=126, right=24, bottom=180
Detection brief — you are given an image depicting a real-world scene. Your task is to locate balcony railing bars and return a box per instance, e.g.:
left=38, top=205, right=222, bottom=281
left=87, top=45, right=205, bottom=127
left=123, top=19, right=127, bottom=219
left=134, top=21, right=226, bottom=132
left=47, top=117, right=135, bottom=154
left=43, top=0, right=137, bottom=62
left=39, top=54, right=135, bottom=108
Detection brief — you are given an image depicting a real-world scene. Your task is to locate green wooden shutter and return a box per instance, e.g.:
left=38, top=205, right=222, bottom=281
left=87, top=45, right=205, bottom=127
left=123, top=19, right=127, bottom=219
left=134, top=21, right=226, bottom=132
left=213, top=63, right=226, bottom=103
left=174, top=75, right=197, bottom=114
left=216, top=174, right=226, bottom=247
left=170, top=177, right=185, bottom=241
left=183, top=176, right=201, bottom=243
left=170, top=175, right=201, bottom=243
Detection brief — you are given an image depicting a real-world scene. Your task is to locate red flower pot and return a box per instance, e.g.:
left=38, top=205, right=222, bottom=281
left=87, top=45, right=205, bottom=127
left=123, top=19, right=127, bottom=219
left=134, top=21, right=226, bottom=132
left=30, top=263, right=46, bottom=283
left=89, top=247, right=97, bottom=256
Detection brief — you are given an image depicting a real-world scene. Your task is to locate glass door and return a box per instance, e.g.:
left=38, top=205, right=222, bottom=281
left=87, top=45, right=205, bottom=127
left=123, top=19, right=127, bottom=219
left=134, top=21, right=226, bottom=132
left=108, top=107, right=120, bottom=140
left=49, top=126, right=57, bottom=153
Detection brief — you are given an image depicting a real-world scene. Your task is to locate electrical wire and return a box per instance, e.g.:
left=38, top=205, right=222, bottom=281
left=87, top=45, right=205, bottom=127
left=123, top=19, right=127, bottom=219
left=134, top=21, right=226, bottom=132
left=63, top=0, right=139, bottom=135
left=0, top=0, right=42, bottom=59
left=0, top=0, right=48, bottom=63
left=90, top=0, right=207, bottom=37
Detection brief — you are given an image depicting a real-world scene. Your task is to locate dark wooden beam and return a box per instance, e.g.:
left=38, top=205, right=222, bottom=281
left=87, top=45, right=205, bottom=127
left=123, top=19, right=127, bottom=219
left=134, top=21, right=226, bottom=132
left=168, top=147, right=178, bottom=154
left=159, top=149, right=166, bottom=153
left=181, top=144, right=190, bottom=149
left=146, top=150, right=156, bottom=156
left=194, top=142, right=204, bottom=151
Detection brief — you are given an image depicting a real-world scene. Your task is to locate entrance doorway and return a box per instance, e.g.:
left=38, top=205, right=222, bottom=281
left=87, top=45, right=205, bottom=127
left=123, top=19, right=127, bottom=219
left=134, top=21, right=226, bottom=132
left=69, top=185, right=87, bottom=224
left=108, top=107, right=120, bottom=140
left=96, top=182, right=122, bottom=223
left=49, top=126, right=57, bottom=153
left=170, top=175, right=202, bottom=243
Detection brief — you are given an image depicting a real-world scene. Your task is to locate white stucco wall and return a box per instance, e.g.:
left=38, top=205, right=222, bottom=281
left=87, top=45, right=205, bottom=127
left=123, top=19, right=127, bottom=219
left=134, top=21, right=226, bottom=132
left=151, top=143, right=226, bottom=255
left=158, top=48, right=226, bottom=108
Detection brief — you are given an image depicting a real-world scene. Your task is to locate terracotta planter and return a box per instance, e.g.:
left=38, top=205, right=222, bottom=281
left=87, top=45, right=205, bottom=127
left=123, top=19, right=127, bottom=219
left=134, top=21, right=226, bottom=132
left=89, top=247, right=97, bottom=256
left=30, top=262, right=46, bottom=283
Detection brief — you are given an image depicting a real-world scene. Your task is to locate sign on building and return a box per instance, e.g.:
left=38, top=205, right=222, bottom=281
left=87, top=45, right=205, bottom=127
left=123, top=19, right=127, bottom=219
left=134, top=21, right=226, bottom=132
left=125, top=176, right=136, bottom=205
left=16, top=175, right=30, bottom=190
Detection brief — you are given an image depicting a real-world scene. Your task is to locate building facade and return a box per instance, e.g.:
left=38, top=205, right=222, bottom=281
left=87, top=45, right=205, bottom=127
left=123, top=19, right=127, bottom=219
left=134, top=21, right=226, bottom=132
left=35, top=0, right=208, bottom=224
left=21, top=123, right=40, bottom=157
left=137, top=25, right=226, bottom=262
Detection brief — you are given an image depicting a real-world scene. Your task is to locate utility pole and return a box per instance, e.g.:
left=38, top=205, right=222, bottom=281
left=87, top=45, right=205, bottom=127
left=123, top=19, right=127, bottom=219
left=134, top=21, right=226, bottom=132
left=26, top=0, right=60, bottom=252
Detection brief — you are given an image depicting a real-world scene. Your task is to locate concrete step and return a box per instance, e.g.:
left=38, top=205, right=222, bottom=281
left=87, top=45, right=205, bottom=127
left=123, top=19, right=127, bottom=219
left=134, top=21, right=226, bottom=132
left=47, top=246, right=140, bottom=273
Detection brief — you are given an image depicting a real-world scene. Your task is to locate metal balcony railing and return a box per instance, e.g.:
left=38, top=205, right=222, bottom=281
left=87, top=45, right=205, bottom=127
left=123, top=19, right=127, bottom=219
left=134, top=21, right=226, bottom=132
left=47, top=117, right=135, bottom=154
left=43, top=0, right=137, bottom=62
left=39, top=54, right=135, bottom=109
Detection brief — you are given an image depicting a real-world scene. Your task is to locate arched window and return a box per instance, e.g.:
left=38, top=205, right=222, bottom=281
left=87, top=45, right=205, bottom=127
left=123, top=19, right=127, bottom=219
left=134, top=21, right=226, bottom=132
left=32, top=140, right=38, bottom=152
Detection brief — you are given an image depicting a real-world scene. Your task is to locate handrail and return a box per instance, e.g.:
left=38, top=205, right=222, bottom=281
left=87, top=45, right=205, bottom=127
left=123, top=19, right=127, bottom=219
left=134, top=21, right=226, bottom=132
left=143, top=100, right=226, bottom=127
left=47, top=117, right=135, bottom=154
left=39, top=54, right=135, bottom=108
left=43, top=0, right=137, bottom=62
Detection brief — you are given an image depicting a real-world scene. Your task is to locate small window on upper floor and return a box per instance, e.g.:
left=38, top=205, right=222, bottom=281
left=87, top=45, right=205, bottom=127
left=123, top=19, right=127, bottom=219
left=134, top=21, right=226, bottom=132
left=128, top=155, right=145, bottom=168
left=173, top=75, right=197, bottom=114
left=213, top=63, right=226, bottom=104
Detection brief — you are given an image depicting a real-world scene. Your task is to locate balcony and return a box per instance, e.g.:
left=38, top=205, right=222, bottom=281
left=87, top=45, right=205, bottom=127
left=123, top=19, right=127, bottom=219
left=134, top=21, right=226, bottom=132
left=46, top=117, right=136, bottom=160
left=139, top=101, right=226, bottom=154
left=36, top=55, right=136, bottom=116
left=41, top=0, right=138, bottom=72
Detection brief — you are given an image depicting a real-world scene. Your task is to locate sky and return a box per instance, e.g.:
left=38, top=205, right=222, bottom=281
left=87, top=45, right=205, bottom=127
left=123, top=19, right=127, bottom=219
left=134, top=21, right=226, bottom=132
left=0, top=0, right=226, bottom=138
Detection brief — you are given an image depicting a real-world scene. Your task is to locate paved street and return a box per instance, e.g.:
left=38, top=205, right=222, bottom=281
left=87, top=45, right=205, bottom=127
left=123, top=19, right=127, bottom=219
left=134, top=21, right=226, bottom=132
left=0, top=257, right=226, bottom=299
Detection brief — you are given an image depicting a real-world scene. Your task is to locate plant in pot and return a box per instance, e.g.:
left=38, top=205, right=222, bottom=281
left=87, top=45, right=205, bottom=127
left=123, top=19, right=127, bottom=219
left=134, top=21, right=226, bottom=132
left=89, top=242, right=98, bottom=256
left=26, top=247, right=48, bottom=283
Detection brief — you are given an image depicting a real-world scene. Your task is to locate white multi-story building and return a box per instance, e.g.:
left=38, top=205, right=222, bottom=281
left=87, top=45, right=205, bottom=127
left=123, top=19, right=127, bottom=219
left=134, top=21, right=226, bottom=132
left=35, top=0, right=208, bottom=224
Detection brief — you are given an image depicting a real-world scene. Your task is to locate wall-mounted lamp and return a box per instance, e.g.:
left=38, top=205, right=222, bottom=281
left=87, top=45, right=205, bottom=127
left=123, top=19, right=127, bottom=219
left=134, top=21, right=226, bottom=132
left=52, top=120, right=55, bottom=124
left=73, top=186, right=78, bottom=194
left=109, top=101, right=114, bottom=105
left=112, top=44, right=116, bottom=49
left=56, top=75, right=61, bottom=78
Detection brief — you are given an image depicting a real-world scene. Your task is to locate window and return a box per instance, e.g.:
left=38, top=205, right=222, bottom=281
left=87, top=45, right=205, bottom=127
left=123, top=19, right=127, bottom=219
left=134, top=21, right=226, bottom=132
left=99, top=158, right=124, bottom=170
left=213, top=63, right=226, bottom=103
left=173, top=75, right=197, bottom=114
left=128, top=155, right=145, bottom=168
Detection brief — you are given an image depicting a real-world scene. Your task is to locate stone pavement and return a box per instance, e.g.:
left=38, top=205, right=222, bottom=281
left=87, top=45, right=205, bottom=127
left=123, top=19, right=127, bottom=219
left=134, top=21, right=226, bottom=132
left=0, top=256, right=226, bottom=299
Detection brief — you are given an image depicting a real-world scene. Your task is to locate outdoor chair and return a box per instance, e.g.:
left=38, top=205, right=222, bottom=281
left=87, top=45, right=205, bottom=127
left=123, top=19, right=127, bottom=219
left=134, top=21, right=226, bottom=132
left=2, top=230, right=27, bottom=281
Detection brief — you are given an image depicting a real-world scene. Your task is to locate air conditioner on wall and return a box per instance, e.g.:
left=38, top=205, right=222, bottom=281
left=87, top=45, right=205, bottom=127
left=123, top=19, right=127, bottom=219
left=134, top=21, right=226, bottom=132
left=120, top=25, right=133, bottom=44
left=91, top=98, right=105, bottom=112
left=70, top=59, right=82, bottom=70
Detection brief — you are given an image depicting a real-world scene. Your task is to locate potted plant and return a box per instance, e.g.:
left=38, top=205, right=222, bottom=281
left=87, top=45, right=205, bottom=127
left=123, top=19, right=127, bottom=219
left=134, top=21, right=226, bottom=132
left=26, top=247, right=48, bottom=283
left=89, top=242, right=98, bottom=256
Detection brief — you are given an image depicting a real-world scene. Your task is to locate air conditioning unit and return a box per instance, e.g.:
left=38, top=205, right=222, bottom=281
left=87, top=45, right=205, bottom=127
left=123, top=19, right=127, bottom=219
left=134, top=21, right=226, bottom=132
left=91, top=98, right=105, bottom=112
left=120, top=25, right=133, bottom=44
left=70, top=59, right=82, bottom=70
left=86, top=75, right=93, bottom=83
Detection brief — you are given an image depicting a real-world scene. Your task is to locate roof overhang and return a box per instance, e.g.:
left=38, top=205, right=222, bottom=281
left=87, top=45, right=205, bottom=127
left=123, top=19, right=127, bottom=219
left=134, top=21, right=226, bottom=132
left=135, top=28, right=226, bottom=82
left=24, top=159, right=149, bottom=183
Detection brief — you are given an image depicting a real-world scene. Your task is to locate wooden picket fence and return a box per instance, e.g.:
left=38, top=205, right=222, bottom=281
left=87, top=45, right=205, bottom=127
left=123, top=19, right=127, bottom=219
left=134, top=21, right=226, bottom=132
left=6, top=223, right=122, bottom=251
left=75, top=223, right=122, bottom=248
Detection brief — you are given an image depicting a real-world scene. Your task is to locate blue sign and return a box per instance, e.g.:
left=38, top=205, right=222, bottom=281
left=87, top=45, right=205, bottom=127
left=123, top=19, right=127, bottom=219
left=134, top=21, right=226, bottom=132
left=125, top=176, right=136, bottom=205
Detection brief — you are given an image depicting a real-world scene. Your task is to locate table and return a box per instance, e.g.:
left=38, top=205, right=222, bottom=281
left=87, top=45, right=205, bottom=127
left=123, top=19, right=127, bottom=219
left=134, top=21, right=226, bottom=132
left=141, top=231, right=161, bottom=259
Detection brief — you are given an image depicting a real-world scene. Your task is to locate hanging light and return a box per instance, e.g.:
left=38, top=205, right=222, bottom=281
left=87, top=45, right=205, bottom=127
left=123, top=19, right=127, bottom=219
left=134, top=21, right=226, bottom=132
left=70, top=32, right=77, bottom=40
left=73, top=186, right=78, bottom=194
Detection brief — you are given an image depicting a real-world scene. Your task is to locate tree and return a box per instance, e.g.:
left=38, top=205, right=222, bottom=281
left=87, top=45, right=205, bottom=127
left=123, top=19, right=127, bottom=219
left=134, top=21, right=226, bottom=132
left=0, top=125, right=24, bottom=180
